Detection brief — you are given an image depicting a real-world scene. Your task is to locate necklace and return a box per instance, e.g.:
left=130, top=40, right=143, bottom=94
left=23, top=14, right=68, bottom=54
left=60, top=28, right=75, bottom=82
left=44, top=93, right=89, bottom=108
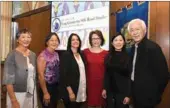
left=74, top=53, right=79, bottom=56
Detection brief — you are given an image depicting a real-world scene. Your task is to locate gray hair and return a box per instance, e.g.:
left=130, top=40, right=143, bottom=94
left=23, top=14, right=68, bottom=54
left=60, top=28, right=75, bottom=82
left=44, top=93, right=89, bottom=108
left=16, top=28, right=32, bottom=39
left=127, top=18, right=147, bottom=34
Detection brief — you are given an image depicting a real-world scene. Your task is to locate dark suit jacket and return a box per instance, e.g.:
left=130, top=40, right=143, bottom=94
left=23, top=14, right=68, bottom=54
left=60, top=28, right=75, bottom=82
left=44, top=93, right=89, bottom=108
left=130, top=36, right=169, bottom=106
left=59, top=51, right=86, bottom=102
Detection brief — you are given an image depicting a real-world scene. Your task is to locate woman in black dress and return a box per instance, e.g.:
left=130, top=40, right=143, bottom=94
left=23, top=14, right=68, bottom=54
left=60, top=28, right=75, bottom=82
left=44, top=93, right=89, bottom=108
left=102, top=33, right=131, bottom=108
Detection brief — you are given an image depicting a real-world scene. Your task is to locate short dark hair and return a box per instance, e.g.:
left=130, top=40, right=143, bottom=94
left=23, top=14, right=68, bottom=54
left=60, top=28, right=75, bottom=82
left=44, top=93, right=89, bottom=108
left=45, top=32, right=60, bottom=46
left=89, top=30, right=105, bottom=46
left=16, top=28, right=32, bottom=39
left=67, top=33, right=81, bottom=53
left=110, top=33, right=126, bottom=53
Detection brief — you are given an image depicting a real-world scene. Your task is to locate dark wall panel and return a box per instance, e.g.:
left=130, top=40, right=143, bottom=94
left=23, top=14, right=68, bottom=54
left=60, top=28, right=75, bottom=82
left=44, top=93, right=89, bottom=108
left=15, top=9, right=51, bottom=55
left=29, top=9, right=51, bottom=55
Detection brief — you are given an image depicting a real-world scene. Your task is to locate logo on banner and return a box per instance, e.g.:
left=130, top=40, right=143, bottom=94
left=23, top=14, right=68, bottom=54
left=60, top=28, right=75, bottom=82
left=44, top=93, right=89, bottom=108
left=52, top=18, right=61, bottom=32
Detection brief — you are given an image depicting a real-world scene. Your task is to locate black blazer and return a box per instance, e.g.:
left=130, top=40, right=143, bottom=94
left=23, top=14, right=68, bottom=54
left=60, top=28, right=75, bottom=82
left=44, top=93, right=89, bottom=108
left=59, top=51, right=86, bottom=101
left=130, top=36, right=169, bottom=106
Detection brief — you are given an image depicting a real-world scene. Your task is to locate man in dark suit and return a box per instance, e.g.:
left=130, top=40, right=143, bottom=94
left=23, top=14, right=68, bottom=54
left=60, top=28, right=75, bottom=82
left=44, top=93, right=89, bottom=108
left=127, top=18, right=169, bottom=108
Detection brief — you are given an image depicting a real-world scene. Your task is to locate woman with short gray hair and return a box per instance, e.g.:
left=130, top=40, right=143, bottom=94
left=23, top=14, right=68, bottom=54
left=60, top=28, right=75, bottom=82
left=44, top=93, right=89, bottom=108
left=3, top=29, right=38, bottom=108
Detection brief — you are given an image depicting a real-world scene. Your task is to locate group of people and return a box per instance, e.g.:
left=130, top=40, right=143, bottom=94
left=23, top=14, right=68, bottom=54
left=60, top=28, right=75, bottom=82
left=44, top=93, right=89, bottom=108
left=3, top=18, right=169, bottom=108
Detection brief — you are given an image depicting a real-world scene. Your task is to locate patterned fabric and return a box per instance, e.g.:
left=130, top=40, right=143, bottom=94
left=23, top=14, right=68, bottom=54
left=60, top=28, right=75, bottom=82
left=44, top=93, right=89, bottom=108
left=39, top=48, right=60, bottom=84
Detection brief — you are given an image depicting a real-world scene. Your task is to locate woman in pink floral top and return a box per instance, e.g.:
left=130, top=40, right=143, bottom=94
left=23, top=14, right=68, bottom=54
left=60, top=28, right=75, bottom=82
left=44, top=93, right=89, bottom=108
left=37, top=32, right=60, bottom=108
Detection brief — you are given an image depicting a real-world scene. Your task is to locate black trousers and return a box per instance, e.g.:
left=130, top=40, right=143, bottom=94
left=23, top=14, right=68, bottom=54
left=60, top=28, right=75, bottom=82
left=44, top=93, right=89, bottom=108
left=107, top=92, right=129, bottom=108
left=63, top=100, right=86, bottom=108
left=131, top=82, right=155, bottom=108
left=39, top=83, right=59, bottom=108
left=133, top=104, right=155, bottom=108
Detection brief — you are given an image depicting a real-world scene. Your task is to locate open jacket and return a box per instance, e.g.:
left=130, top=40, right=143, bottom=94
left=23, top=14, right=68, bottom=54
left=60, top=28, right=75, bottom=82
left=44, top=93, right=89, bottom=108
left=59, top=51, right=86, bottom=101
left=129, top=36, right=169, bottom=106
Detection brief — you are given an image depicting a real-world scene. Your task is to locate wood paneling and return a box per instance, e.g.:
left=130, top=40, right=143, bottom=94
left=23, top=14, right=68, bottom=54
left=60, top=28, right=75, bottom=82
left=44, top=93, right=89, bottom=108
left=169, top=1, right=170, bottom=73
left=1, top=64, right=6, bottom=108
left=155, top=2, right=169, bottom=70
left=13, top=5, right=50, bottom=21
left=16, top=16, right=30, bottom=30
left=154, top=2, right=170, bottom=108
left=15, top=9, right=51, bottom=55
left=157, top=82, right=170, bottom=108
left=22, top=2, right=49, bottom=13
left=149, top=2, right=157, bottom=41
left=29, top=9, right=51, bottom=55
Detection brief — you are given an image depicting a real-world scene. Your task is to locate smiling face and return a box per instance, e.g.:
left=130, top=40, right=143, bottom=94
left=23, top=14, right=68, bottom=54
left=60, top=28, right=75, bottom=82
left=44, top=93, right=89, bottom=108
left=91, top=34, right=101, bottom=47
left=112, top=35, right=125, bottom=51
left=71, top=35, right=80, bottom=49
left=128, top=21, right=146, bottom=44
left=17, top=33, right=32, bottom=48
left=46, top=35, right=59, bottom=50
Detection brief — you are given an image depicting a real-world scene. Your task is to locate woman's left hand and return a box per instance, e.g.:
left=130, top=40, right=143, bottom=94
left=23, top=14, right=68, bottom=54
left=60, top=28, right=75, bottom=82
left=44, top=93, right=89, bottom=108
left=123, top=97, right=130, bottom=104
left=43, top=92, right=50, bottom=106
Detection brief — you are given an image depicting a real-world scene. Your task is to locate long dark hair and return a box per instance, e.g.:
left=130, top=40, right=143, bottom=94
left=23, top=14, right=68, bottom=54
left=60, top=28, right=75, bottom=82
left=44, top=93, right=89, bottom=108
left=67, top=33, right=81, bottom=54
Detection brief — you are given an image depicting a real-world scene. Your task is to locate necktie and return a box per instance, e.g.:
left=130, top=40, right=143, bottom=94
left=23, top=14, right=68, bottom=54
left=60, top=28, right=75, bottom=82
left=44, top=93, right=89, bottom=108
left=131, top=44, right=138, bottom=81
